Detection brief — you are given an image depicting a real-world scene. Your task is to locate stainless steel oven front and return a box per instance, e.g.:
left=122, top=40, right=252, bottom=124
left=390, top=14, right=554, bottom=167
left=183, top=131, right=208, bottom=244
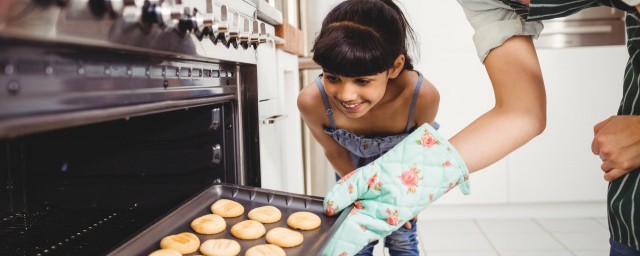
left=0, top=0, right=277, bottom=254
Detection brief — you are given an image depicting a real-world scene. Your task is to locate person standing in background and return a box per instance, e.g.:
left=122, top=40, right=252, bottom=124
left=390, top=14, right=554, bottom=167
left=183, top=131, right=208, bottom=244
left=456, top=0, right=640, bottom=255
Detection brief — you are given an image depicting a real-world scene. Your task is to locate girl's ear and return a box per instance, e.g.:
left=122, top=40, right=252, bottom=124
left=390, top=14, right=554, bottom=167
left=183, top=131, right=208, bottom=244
left=388, top=54, right=405, bottom=79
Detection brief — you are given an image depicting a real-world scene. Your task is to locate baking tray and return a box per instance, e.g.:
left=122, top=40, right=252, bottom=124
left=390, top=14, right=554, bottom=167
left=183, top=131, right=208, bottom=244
left=107, top=183, right=351, bottom=256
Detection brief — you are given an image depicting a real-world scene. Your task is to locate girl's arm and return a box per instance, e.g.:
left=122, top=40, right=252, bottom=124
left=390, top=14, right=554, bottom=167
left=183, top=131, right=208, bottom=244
left=449, top=36, right=546, bottom=173
left=297, top=84, right=356, bottom=177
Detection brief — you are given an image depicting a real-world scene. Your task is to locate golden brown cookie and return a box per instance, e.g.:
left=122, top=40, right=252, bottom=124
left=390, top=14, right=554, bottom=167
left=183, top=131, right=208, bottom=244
left=286, top=211, right=321, bottom=230
left=230, top=220, right=266, bottom=240
left=248, top=206, right=282, bottom=224
left=191, top=214, right=226, bottom=235
left=265, top=227, right=303, bottom=248
left=245, top=244, right=286, bottom=256
left=211, top=199, right=245, bottom=218
left=199, top=239, right=241, bottom=256
left=148, top=248, right=182, bottom=256
left=160, top=232, right=200, bottom=254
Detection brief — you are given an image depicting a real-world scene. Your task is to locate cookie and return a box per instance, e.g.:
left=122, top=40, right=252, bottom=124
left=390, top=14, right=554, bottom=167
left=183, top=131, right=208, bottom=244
left=245, top=244, right=286, bottom=256
left=160, top=232, right=200, bottom=254
left=286, top=211, right=321, bottom=230
left=148, top=248, right=182, bottom=256
left=230, top=220, right=266, bottom=240
left=211, top=199, right=245, bottom=218
left=199, top=239, right=241, bottom=256
left=191, top=214, right=226, bottom=235
left=265, top=227, right=303, bottom=248
left=248, top=206, right=282, bottom=224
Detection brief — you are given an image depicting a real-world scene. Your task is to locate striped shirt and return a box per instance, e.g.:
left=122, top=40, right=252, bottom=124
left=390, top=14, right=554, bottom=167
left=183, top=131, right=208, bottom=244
left=505, top=0, right=640, bottom=250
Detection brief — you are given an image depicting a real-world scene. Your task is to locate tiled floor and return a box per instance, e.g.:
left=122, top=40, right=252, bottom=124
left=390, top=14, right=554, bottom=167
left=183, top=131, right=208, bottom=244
left=372, top=217, right=610, bottom=256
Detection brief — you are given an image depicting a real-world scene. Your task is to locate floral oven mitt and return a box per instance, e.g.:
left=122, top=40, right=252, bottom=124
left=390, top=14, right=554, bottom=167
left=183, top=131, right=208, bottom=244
left=321, top=123, right=471, bottom=256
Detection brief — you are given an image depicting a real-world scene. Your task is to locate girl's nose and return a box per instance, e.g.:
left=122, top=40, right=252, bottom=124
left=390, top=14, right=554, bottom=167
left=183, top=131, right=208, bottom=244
left=336, top=83, right=358, bottom=102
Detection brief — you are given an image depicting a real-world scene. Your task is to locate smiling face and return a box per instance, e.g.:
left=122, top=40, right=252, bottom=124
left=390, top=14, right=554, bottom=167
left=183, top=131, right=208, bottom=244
left=322, top=71, right=391, bottom=119
left=321, top=54, right=406, bottom=119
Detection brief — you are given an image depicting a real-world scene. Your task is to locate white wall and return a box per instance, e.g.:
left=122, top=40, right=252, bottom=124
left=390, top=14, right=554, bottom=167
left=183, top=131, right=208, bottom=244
left=303, top=0, right=626, bottom=205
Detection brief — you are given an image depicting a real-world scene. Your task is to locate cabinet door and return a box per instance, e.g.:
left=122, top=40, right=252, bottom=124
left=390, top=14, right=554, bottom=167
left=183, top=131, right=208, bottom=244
left=257, top=42, right=278, bottom=101
left=259, top=114, right=285, bottom=191
left=276, top=50, right=304, bottom=194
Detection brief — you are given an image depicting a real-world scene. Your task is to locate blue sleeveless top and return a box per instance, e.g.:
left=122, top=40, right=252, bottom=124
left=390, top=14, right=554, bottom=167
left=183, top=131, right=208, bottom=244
left=315, top=71, right=435, bottom=168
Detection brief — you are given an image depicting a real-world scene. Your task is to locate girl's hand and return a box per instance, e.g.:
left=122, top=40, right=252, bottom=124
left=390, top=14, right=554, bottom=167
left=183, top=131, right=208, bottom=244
left=403, top=216, right=418, bottom=229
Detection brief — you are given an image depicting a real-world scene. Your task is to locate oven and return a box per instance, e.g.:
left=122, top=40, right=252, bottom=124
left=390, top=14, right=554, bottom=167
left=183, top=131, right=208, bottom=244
left=0, top=0, right=268, bottom=254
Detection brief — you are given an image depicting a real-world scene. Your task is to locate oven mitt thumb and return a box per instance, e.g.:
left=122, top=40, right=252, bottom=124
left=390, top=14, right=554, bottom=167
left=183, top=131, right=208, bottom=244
left=320, top=123, right=471, bottom=256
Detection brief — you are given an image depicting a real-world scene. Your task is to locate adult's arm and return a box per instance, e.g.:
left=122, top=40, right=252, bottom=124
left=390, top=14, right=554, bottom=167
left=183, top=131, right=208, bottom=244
left=452, top=1, right=546, bottom=172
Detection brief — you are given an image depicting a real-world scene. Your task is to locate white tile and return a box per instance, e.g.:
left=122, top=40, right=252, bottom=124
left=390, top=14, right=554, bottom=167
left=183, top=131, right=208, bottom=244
left=498, top=250, right=573, bottom=256
left=418, top=239, right=426, bottom=256
left=476, top=219, right=546, bottom=234
left=553, top=232, right=610, bottom=250
left=485, top=232, right=565, bottom=250
left=418, top=219, right=482, bottom=235
left=425, top=251, right=499, bottom=256
left=573, top=250, right=610, bottom=256
left=421, top=232, right=495, bottom=251
left=537, top=218, right=607, bottom=232
left=373, top=242, right=384, bottom=256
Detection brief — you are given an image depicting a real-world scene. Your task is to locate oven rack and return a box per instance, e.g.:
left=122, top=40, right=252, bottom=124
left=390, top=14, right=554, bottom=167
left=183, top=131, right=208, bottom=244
left=0, top=204, right=143, bottom=256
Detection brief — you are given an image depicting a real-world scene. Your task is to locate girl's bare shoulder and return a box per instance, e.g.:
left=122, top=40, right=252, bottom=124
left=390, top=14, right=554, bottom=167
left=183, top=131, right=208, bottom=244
left=398, top=71, right=438, bottom=101
left=298, top=81, right=320, bottom=111
left=414, top=73, right=440, bottom=124
left=297, top=80, right=327, bottom=124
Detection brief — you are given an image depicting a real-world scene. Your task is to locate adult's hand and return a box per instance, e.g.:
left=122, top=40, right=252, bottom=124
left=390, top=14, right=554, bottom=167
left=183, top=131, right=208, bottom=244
left=320, top=124, right=470, bottom=256
left=591, top=115, right=640, bottom=181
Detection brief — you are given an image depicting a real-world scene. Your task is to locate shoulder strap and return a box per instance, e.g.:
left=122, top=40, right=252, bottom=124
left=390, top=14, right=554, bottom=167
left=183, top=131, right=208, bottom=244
left=315, top=75, right=337, bottom=129
left=405, top=71, right=424, bottom=132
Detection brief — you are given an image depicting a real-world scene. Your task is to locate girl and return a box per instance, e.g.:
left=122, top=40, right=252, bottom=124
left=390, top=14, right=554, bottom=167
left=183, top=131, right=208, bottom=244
left=297, top=0, right=437, bottom=255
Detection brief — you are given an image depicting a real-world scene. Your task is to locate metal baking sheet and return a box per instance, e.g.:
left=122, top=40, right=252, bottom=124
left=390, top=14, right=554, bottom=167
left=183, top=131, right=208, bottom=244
left=107, top=183, right=351, bottom=256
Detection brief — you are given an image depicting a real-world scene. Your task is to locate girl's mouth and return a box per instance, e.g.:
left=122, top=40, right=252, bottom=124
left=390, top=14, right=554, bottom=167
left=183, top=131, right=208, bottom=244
left=340, top=101, right=366, bottom=111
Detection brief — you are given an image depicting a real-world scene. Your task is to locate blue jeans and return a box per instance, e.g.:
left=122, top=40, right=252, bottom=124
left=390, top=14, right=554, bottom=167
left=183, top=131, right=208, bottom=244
left=611, top=238, right=640, bottom=256
left=354, top=219, right=420, bottom=256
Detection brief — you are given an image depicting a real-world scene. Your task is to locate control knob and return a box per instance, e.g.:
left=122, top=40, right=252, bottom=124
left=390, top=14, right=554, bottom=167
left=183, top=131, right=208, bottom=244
left=89, top=0, right=129, bottom=18
left=249, top=20, right=260, bottom=49
left=211, top=5, right=230, bottom=45
left=225, top=12, right=239, bottom=49
left=238, top=18, right=250, bottom=50
left=140, top=0, right=181, bottom=28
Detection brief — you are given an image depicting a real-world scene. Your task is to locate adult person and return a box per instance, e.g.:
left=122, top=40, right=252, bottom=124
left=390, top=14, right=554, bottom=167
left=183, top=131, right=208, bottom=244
left=456, top=0, right=640, bottom=254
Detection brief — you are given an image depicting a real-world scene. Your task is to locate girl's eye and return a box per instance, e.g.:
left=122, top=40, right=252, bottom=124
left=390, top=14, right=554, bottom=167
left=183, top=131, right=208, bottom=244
left=355, top=79, right=370, bottom=85
left=326, top=76, right=339, bottom=83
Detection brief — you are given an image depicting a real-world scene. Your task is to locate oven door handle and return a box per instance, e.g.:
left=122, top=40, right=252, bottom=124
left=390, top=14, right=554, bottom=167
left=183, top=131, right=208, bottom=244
left=261, top=114, right=287, bottom=125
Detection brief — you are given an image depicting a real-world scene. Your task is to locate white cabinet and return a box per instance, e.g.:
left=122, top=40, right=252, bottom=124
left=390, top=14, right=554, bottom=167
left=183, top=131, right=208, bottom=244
left=275, top=49, right=304, bottom=194
left=258, top=101, right=285, bottom=191
left=256, top=42, right=304, bottom=194
left=257, top=39, right=282, bottom=191
left=257, top=40, right=279, bottom=102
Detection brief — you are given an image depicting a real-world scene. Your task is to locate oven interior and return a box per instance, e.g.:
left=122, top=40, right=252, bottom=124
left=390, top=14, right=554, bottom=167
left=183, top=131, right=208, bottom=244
left=0, top=103, right=238, bottom=255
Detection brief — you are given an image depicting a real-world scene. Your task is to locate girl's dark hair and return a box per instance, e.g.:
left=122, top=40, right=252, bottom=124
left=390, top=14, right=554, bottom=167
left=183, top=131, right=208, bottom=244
left=312, top=0, right=418, bottom=77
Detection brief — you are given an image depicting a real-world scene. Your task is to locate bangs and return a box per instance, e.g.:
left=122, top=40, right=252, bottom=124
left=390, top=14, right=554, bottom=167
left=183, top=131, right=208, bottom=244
left=312, top=23, right=395, bottom=77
